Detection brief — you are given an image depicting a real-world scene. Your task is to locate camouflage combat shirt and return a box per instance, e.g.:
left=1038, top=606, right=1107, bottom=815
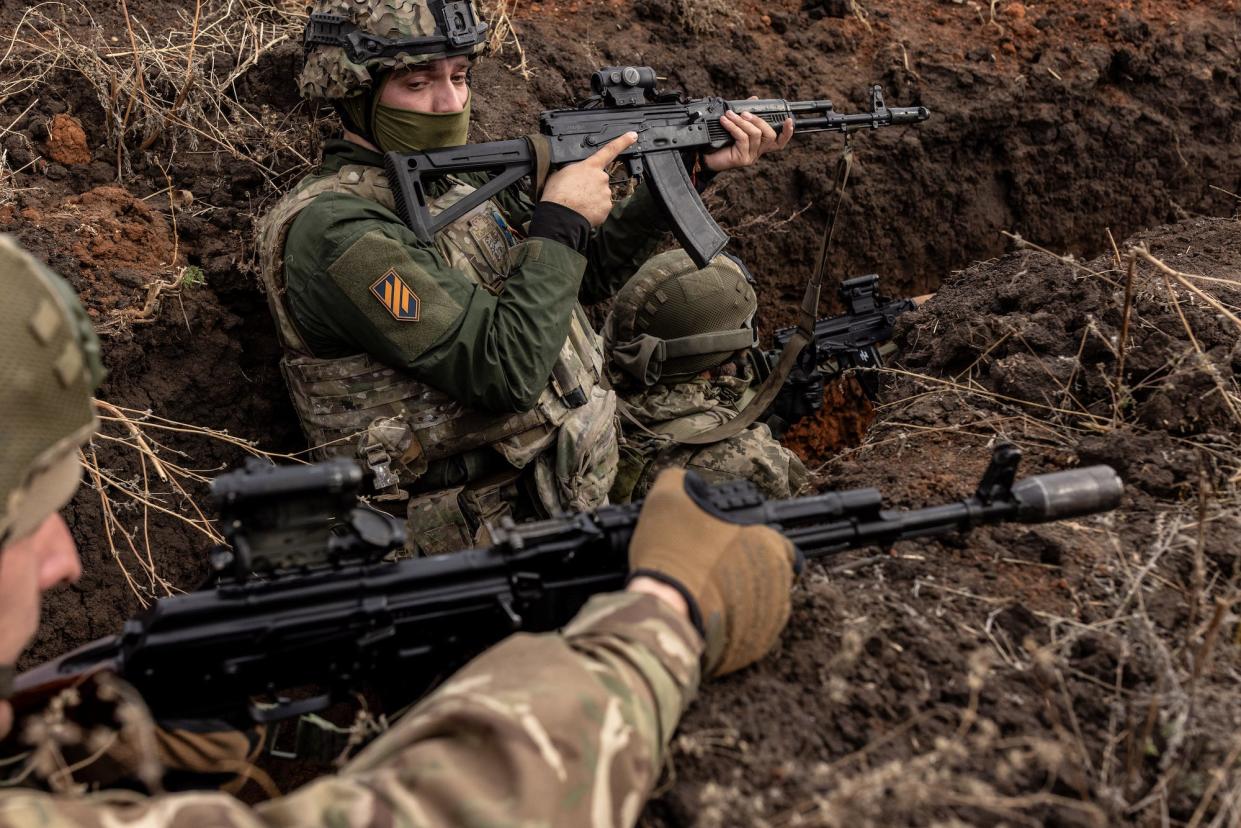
left=612, top=373, right=811, bottom=502
left=0, top=591, right=701, bottom=828
left=282, top=140, right=667, bottom=413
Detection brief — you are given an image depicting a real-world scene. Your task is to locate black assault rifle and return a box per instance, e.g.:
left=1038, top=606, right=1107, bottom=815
left=765, top=274, right=918, bottom=433
left=13, top=448, right=1121, bottom=726
left=384, top=67, right=930, bottom=268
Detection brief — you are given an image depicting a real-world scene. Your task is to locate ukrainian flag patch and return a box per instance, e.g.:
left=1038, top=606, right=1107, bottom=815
left=370, top=269, right=421, bottom=322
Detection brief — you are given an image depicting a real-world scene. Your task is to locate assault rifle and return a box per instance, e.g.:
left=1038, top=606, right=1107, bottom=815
left=384, top=67, right=930, bottom=268
left=765, top=273, right=918, bottom=434
left=13, top=447, right=1121, bottom=726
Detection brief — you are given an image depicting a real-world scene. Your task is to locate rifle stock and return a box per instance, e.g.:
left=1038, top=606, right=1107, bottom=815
left=10, top=447, right=1120, bottom=729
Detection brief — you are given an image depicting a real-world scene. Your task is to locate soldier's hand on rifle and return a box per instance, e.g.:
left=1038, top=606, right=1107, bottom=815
left=703, top=97, right=795, bottom=173
left=541, top=131, right=639, bottom=227
left=627, top=468, right=802, bottom=678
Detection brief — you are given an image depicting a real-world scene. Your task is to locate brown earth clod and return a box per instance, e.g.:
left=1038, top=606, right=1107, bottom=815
left=42, top=114, right=91, bottom=166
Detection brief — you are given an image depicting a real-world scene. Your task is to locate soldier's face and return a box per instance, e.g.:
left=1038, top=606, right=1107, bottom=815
left=0, top=513, right=81, bottom=739
left=379, top=55, right=471, bottom=114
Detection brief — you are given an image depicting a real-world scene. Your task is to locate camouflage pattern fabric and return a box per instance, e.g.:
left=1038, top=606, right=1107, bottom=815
left=0, top=591, right=702, bottom=827
left=300, top=0, right=488, bottom=101
left=612, top=373, right=810, bottom=503
left=255, top=140, right=630, bottom=553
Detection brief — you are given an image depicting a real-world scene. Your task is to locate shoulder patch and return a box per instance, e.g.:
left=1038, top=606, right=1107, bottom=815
left=370, top=269, right=421, bottom=321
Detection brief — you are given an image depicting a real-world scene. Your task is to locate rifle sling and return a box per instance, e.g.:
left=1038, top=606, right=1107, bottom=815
left=670, top=143, right=854, bottom=446
left=526, top=134, right=552, bottom=201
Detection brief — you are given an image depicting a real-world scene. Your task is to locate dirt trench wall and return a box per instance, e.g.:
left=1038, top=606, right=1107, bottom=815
left=3, top=0, right=1239, bottom=689
left=477, top=0, right=1241, bottom=329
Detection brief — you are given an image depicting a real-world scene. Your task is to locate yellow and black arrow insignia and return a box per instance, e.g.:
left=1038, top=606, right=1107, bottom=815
left=370, top=269, right=421, bottom=322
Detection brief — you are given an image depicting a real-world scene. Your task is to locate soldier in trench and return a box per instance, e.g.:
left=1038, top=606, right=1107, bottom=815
left=0, top=234, right=801, bottom=826
left=605, top=249, right=811, bottom=502
left=255, top=0, right=793, bottom=555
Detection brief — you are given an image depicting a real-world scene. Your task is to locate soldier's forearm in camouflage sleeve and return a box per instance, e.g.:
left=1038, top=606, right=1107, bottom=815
left=325, top=590, right=702, bottom=827
left=579, top=182, right=670, bottom=305
left=0, top=592, right=702, bottom=828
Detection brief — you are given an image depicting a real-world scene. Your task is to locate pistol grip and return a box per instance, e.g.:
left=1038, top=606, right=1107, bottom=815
left=642, top=150, right=729, bottom=269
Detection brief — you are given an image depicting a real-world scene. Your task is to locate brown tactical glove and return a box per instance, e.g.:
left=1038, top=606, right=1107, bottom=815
left=628, top=469, right=802, bottom=677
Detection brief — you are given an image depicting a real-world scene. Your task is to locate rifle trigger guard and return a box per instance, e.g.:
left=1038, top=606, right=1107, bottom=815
left=496, top=594, right=522, bottom=629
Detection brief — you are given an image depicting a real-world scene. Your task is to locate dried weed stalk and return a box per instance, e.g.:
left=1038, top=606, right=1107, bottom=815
left=0, top=0, right=319, bottom=186
left=79, top=399, right=309, bottom=605
left=481, top=0, right=532, bottom=78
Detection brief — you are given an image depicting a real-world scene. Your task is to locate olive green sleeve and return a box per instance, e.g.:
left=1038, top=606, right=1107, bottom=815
left=284, top=193, right=586, bottom=413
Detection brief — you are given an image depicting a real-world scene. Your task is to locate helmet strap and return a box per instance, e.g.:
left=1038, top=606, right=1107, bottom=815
left=0, top=664, right=14, bottom=701
left=612, top=328, right=758, bottom=387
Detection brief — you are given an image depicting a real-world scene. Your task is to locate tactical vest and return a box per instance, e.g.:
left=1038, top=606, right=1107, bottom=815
left=255, top=164, right=618, bottom=536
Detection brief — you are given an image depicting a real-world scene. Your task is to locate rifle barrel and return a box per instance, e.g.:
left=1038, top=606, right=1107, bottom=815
left=783, top=464, right=1122, bottom=557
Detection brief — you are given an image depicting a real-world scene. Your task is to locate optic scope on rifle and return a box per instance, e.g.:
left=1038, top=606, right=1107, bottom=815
left=208, top=458, right=404, bottom=578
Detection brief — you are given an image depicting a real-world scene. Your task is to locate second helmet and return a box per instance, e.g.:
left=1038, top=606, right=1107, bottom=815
left=607, top=249, right=759, bottom=387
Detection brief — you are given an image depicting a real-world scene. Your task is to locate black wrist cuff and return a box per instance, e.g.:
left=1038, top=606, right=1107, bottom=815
left=529, top=202, right=591, bottom=253
left=627, top=569, right=705, bottom=638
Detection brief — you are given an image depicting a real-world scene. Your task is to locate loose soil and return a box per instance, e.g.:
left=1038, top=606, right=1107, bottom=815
left=2, top=0, right=1239, bottom=823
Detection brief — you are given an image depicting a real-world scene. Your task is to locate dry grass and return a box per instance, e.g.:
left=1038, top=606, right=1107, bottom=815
left=760, top=228, right=1241, bottom=826
left=1, top=0, right=316, bottom=186
left=482, top=0, right=532, bottom=78
left=670, top=0, right=743, bottom=35
left=79, top=400, right=311, bottom=606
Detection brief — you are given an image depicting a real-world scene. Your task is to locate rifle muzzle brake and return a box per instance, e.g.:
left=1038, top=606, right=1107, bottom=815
left=1012, top=466, right=1123, bottom=521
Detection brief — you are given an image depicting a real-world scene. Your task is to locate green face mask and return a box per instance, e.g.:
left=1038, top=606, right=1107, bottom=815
left=373, top=92, right=471, bottom=153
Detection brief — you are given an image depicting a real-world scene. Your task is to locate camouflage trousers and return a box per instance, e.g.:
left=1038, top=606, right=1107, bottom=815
left=0, top=592, right=702, bottom=828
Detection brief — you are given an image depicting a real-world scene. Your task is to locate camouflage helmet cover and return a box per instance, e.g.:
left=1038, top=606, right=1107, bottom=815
left=300, top=0, right=489, bottom=100
left=0, top=236, right=103, bottom=546
left=607, top=249, right=759, bottom=387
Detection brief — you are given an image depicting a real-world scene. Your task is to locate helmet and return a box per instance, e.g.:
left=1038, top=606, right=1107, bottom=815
left=300, top=0, right=489, bottom=101
left=0, top=236, right=103, bottom=546
left=606, top=250, right=759, bottom=387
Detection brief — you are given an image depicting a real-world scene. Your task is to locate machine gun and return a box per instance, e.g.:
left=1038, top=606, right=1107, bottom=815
left=765, top=274, right=918, bottom=434
left=12, top=447, right=1121, bottom=726
left=384, top=67, right=930, bottom=268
